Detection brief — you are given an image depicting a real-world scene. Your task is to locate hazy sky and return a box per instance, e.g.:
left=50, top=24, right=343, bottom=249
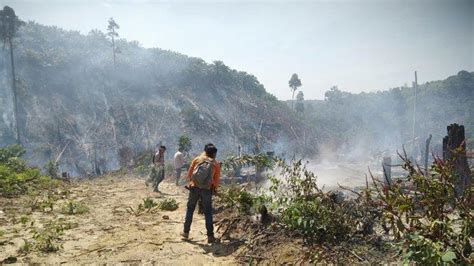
left=4, top=0, right=474, bottom=100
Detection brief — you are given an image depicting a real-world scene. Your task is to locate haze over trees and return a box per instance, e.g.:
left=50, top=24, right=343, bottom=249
left=0, top=18, right=307, bottom=175
left=0, top=6, right=472, bottom=176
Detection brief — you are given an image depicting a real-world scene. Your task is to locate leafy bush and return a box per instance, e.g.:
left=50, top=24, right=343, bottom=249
left=60, top=200, right=89, bottom=215
left=217, top=186, right=260, bottom=214
left=158, top=198, right=179, bottom=211
left=127, top=197, right=159, bottom=216
left=0, top=144, right=25, bottom=162
left=372, top=153, right=472, bottom=264
left=0, top=145, right=59, bottom=197
left=266, top=160, right=368, bottom=243
left=178, top=135, right=192, bottom=153
left=31, top=220, right=66, bottom=252
left=143, top=197, right=158, bottom=210
left=44, top=160, right=59, bottom=179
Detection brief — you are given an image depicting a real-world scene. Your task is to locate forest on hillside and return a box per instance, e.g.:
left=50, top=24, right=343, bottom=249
left=1, top=16, right=472, bottom=176
left=294, top=70, right=474, bottom=162
left=0, top=21, right=309, bottom=175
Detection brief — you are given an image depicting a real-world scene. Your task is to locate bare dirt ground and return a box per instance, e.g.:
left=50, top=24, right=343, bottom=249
left=0, top=175, right=237, bottom=264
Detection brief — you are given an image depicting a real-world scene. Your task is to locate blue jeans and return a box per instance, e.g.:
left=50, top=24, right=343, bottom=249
left=184, top=187, right=213, bottom=237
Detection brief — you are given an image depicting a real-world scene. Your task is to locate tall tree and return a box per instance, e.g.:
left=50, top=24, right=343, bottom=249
left=0, top=6, right=24, bottom=144
left=107, top=17, right=120, bottom=67
left=288, top=73, right=302, bottom=108
left=295, top=91, right=305, bottom=114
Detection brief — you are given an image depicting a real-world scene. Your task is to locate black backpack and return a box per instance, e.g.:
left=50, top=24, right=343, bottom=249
left=191, top=158, right=213, bottom=189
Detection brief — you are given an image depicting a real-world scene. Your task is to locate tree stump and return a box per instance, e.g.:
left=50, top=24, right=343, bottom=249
left=442, top=124, right=471, bottom=195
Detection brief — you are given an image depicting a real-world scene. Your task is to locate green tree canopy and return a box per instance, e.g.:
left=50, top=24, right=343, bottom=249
left=289, top=73, right=302, bottom=101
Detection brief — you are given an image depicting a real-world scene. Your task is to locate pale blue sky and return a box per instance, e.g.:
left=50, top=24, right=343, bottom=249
left=4, top=0, right=474, bottom=99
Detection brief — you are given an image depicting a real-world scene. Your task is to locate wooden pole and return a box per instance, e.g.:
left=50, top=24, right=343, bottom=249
left=412, top=71, right=418, bottom=160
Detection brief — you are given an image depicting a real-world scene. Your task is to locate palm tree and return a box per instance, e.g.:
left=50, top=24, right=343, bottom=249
left=288, top=73, right=302, bottom=108
left=0, top=6, right=24, bottom=143
left=107, top=17, right=120, bottom=67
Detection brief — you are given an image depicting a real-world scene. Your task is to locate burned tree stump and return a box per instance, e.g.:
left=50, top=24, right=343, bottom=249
left=442, top=124, right=471, bottom=195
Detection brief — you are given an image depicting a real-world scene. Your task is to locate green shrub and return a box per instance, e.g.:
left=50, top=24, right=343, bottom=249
left=0, top=144, right=25, bottom=162
left=0, top=145, right=59, bottom=197
left=373, top=154, right=472, bottom=264
left=265, top=160, right=373, bottom=243
left=218, top=186, right=259, bottom=214
left=159, top=198, right=179, bottom=211
left=44, top=160, right=59, bottom=179
left=60, top=201, right=89, bottom=215
left=127, top=197, right=159, bottom=216
left=31, top=220, right=65, bottom=253
left=402, top=233, right=457, bottom=264
left=143, top=197, right=158, bottom=210
left=178, top=135, right=192, bottom=153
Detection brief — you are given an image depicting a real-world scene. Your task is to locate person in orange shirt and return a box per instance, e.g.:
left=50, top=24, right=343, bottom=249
left=181, top=143, right=220, bottom=243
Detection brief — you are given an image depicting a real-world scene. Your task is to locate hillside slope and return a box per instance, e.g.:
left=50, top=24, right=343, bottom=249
left=297, top=71, right=474, bottom=159
left=0, top=22, right=306, bottom=175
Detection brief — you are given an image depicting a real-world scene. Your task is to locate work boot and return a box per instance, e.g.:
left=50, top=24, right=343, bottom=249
left=207, top=235, right=216, bottom=244
left=181, top=232, right=189, bottom=240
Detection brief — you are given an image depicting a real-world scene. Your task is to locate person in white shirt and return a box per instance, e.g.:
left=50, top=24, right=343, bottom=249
left=173, top=149, right=185, bottom=185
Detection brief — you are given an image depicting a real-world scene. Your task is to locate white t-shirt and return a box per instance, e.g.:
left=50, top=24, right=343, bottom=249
left=173, top=151, right=185, bottom=169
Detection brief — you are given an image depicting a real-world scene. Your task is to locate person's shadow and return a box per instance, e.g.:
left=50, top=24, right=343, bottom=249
left=185, top=237, right=245, bottom=257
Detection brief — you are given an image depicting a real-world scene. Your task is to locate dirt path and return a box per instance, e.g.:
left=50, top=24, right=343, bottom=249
left=0, top=175, right=237, bottom=264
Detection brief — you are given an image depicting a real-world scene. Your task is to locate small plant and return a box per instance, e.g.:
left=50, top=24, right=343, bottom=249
left=127, top=197, right=159, bottom=216
left=0, top=229, right=4, bottom=237
left=31, top=220, right=65, bottom=253
left=44, top=160, right=59, bottom=179
left=158, top=198, right=179, bottom=211
left=143, top=197, right=158, bottom=210
left=19, top=215, right=30, bottom=226
left=60, top=200, right=89, bottom=215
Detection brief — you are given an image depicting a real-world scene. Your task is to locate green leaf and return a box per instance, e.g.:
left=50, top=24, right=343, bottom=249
left=441, top=251, right=456, bottom=262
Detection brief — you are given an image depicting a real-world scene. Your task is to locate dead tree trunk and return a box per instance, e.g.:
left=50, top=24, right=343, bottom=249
left=9, top=38, right=20, bottom=144
left=442, top=124, right=471, bottom=195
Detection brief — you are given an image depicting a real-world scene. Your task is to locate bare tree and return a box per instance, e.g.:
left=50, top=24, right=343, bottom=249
left=107, top=17, right=120, bottom=67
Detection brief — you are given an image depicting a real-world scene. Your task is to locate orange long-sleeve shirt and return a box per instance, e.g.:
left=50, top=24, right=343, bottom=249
left=187, top=153, right=220, bottom=189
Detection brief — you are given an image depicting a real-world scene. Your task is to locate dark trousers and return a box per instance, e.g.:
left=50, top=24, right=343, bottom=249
left=184, top=187, right=213, bottom=237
